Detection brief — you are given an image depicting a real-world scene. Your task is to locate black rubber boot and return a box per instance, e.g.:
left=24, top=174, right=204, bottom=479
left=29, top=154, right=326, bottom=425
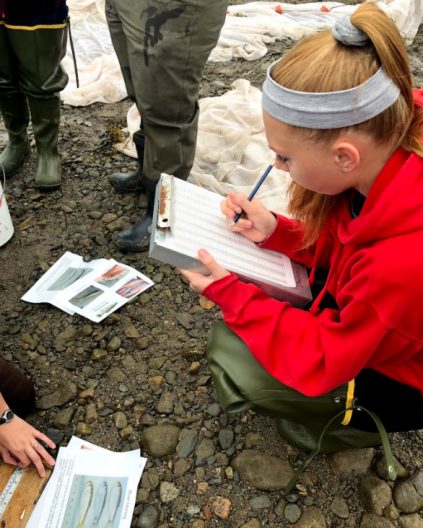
left=0, top=94, right=31, bottom=176
left=28, top=95, right=62, bottom=190
left=115, top=187, right=155, bottom=252
left=109, top=132, right=145, bottom=192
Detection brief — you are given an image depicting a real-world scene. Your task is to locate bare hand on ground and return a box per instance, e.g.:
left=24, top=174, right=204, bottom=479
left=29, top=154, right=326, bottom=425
left=0, top=416, right=56, bottom=477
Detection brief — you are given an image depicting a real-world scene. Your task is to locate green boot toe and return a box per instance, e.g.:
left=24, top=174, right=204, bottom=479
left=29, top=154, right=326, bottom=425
left=35, top=151, right=61, bottom=189
left=0, top=93, right=31, bottom=176
left=0, top=138, right=31, bottom=176
left=28, top=96, right=62, bottom=190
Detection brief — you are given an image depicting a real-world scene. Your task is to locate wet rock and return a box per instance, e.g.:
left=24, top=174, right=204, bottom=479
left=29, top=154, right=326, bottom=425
left=76, top=422, right=92, bottom=436
left=176, top=429, right=198, bottom=458
left=156, top=391, right=175, bottom=414
left=124, top=322, right=140, bottom=338
left=360, top=513, right=395, bottom=527
left=114, top=411, right=128, bottom=429
left=53, top=407, right=74, bottom=429
left=393, top=470, right=423, bottom=513
left=358, top=474, right=392, bottom=515
left=232, top=450, right=294, bottom=490
left=175, top=312, right=193, bottom=329
left=159, top=482, right=180, bottom=503
left=376, top=456, right=409, bottom=480
left=54, top=325, right=78, bottom=350
left=249, top=495, right=271, bottom=510
left=108, top=366, right=126, bottom=383
left=195, top=438, right=215, bottom=465
left=91, top=348, right=107, bottom=361
left=36, top=381, right=77, bottom=409
left=210, top=496, right=231, bottom=519
left=398, top=513, right=423, bottom=528
left=241, top=520, right=262, bottom=528
left=284, top=503, right=302, bottom=523
left=142, top=424, right=181, bottom=457
left=330, top=448, right=374, bottom=477
left=296, top=506, right=326, bottom=527
left=218, top=429, right=234, bottom=450
left=107, top=336, right=121, bottom=351
left=136, top=505, right=159, bottom=528
left=173, top=459, right=191, bottom=477
left=330, top=496, right=349, bottom=519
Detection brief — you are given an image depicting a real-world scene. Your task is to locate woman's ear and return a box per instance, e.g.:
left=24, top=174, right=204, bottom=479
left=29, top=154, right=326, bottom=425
left=333, top=141, right=360, bottom=172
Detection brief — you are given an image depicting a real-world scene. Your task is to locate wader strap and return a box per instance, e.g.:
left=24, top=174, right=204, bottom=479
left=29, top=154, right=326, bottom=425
left=67, top=17, right=79, bottom=88
left=283, top=405, right=396, bottom=496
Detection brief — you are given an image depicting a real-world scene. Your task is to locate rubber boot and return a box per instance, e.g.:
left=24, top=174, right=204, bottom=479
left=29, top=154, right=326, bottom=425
left=115, top=186, right=156, bottom=252
left=0, top=94, right=31, bottom=176
left=109, top=141, right=145, bottom=193
left=27, top=95, right=62, bottom=190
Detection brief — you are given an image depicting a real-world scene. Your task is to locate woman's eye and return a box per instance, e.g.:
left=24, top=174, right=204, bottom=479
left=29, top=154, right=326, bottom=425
left=277, top=155, right=289, bottom=163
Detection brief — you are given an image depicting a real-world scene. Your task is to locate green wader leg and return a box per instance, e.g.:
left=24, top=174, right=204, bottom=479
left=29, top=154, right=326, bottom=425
left=106, top=0, right=229, bottom=186
left=0, top=94, right=31, bottom=177
left=207, top=321, right=381, bottom=453
left=0, top=27, right=31, bottom=176
left=6, top=25, right=68, bottom=189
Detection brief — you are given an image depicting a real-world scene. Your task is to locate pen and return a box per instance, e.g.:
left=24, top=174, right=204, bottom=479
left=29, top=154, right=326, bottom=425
left=232, top=162, right=274, bottom=224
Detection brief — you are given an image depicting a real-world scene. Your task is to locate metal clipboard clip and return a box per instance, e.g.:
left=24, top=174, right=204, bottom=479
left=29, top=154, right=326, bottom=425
left=156, top=173, right=174, bottom=231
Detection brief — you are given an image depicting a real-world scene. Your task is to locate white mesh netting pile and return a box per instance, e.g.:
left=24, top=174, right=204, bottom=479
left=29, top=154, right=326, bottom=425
left=63, top=0, right=423, bottom=212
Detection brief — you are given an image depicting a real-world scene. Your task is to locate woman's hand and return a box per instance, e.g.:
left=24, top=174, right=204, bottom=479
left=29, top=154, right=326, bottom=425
left=221, top=192, right=277, bottom=243
left=0, top=416, right=56, bottom=477
left=179, top=249, right=230, bottom=294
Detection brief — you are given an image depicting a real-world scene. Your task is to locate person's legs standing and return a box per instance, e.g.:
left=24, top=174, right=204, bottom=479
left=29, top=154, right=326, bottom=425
left=107, top=0, right=229, bottom=251
left=106, top=0, right=146, bottom=193
left=0, top=27, right=31, bottom=176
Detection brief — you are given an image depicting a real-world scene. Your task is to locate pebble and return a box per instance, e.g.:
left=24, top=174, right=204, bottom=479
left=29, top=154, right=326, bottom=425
left=249, top=495, right=271, bottom=509
left=142, top=424, right=181, bottom=457
left=36, top=381, right=77, bottom=409
left=393, top=470, right=423, bottom=513
left=136, top=505, right=159, bottom=528
left=210, top=496, right=231, bottom=519
left=159, top=482, right=180, bottom=503
left=296, top=506, right=326, bottom=528
left=232, top=450, right=294, bottom=490
left=360, top=513, right=395, bottom=527
left=176, top=428, right=198, bottom=458
left=330, top=496, right=349, bottom=519
left=113, top=411, right=128, bottom=429
left=330, top=448, right=375, bottom=476
left=284, top=503, right=302, bottom=523
left=359, top=474, right=393, bottom=515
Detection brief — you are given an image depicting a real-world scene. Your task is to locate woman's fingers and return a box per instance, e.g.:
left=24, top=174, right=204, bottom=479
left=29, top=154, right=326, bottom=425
left=35, top=431, right=56, bottom=451
left=27, top=442, right=51, bottom=477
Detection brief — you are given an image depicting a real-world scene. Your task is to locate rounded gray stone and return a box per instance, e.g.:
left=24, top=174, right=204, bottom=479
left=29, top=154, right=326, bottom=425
left=142, top=424, right=181, bottom=457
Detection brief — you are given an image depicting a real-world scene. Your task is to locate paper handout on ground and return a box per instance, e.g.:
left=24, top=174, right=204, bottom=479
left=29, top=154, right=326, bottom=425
left=21, top=252, right=154, bottom=322
left=27, top=436, right=146, bottom=528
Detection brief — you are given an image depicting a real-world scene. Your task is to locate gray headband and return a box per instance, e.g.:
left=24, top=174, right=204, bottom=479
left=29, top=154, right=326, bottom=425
left=332, top=15, right=370, bottom=47
left=262, top=64, right=400, bottom=129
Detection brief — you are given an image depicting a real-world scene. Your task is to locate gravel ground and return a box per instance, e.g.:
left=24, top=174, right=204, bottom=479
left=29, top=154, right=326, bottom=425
left=1, top=2, right=422, bottom=527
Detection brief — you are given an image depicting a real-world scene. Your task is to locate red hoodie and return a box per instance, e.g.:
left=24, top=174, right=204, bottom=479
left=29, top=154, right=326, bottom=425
left=203, top=91, right=423, bottom=397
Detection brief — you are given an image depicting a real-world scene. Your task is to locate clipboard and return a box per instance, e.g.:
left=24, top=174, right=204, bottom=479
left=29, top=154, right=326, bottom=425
left=149, top=174, right=312, bottom=306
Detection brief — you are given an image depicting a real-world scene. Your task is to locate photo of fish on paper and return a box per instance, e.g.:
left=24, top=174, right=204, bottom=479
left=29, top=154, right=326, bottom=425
left=116, top=277, right=151, bottom=299
left=61, top=475, right=127, bottom=528
left=48, top=267, right=93, bottom=291
left=22, top=253, right=155, bottom=322
left=96, top=264, right=129, bottom=287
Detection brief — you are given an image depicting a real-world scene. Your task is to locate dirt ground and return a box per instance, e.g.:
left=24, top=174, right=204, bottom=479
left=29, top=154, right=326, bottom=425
left=1, top=2, right=422, bottom=527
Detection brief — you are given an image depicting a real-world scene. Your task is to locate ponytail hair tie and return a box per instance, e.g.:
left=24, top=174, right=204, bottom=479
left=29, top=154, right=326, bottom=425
left=332, top=15, right=370, bottom=47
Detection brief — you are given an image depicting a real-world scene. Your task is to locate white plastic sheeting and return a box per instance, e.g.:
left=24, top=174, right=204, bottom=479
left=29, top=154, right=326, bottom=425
left=115, top=81, right=293, bottom=213
left=62, top=0, right=423, bottom=106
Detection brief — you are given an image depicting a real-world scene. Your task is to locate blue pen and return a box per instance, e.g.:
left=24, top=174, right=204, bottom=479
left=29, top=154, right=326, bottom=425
left=232, top=162, right=274, bottom=224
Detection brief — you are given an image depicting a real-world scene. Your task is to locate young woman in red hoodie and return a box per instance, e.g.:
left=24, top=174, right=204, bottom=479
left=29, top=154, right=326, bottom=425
left=180, top=3, right=423, bottom=459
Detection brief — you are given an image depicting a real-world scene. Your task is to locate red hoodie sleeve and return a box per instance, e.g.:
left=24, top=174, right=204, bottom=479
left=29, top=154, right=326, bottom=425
left=259, top=214, right=335, bottom=270
left=203, top=273, right=390, bottom=397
